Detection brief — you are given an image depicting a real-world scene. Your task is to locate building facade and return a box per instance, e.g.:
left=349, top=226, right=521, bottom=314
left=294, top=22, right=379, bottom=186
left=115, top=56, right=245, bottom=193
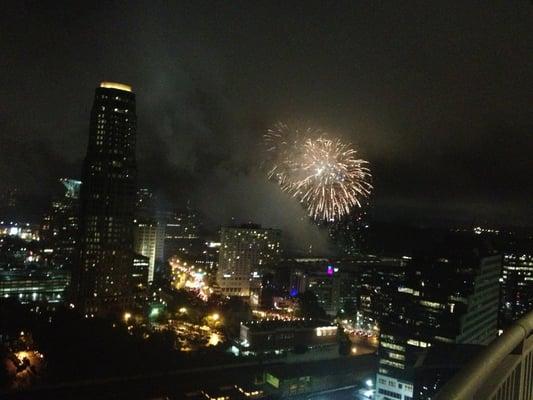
left=0, top=268, right=69, bottom=303
left=133, top=219, right=157, bottom=284
left=217, top=225, right=282, bottom=297
left=75, top=82, right=137, bottom=314
left=500, top=252, right=533, bottom=327
left=237, top=319, right=338, bottom=361
left=162, top=208, right=201, bottom=262
left=357, top=257, right=407, bottom=328
left=287, top=258, right=360, bottom=317
left=40, top=178, right=81, bottom=271
left=375, top=236, right=502, bottom=400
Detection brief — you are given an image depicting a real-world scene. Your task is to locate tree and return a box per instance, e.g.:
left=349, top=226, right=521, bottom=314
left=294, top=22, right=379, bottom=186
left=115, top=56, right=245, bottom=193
left=297, top=291, right=328, bottom=320
left=221, top=297, right=252, bottom=339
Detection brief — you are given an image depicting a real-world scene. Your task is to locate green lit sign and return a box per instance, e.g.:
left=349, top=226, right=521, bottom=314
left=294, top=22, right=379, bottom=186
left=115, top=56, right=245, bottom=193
left=266, top=373, right=280, bottom=388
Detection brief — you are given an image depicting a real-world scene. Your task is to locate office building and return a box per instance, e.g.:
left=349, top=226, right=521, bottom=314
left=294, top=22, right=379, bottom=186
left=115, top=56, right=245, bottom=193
left=0, top=222, right=40, bottom=242
left=133, top=219, right=157, bottom=284
left=133, top=188, right=159, bottom=284
left=287, top=258, right=359, bottom=316
left=375, top=235, right=502, bottom=400
left=40, top=178, right=81, bottom=270
left=236, top=319, right=338, bottom=361
left=0, top=267, right=69, bottom=303
left=162, top=207, right=201, bottom=262
left=131, top=254, right=149, bottom=290
left=75, top=81, right=137, bottom=314
left=193, top=240, right=220, bottom=274
left=217, top=224, right=281, bottom=297
left=500, top=252, right=533, bottom=327
left=357, top=256, right=407, bottom=328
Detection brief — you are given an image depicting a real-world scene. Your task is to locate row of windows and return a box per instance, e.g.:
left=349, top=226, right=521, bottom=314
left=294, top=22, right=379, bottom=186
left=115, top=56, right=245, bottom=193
left=379, top=359, right=405, bottom=369
left=377, top=388, right=401, bottom=399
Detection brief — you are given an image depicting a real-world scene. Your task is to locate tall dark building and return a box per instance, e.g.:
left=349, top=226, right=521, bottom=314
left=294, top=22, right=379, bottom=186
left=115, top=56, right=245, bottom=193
left=328, top=211, right=369, bottom=256
left=375, top=235, right=501, bottom=400
left=74, top=82, right=137, bottom=314
left=162, top=207, right=201, bottom=262
left=41, top=178, right=81, bottom=271
left=133, top=188, right=159, bottom=285
left=500, top=252, right=533, bottom=326
left=357, top=256, right=407, bottom=328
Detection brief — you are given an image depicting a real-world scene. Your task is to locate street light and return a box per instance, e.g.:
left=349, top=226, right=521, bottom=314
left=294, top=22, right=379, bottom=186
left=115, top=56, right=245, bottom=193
left=124, top=312, right=132, bottom=323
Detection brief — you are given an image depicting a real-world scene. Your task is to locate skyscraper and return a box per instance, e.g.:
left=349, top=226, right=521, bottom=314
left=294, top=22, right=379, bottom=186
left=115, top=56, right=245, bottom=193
left=163, top=207, right=201, bottom=262
left=74, top=82, right=137, bottom=314
left=133, top=188, right=158, bottom=285
left=500, top=252, right=533, bottom=326
left=217, top=224, right=281, bottom=297
left=40, top=178, right=81, bottom=271
left=133, top=219, right=157, bottom=284
left=375, top=235, right=502, bottom=400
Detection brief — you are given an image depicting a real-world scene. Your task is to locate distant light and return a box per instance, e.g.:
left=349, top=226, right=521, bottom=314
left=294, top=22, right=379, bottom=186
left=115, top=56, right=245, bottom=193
left=211, top=313, right=220, bottom=321
left=179, top=307, right=187, bottom=313
left=365, top=379, right=373, bottom=387
left=123, top=312, right=132, bottom=322
left=351, top=347, right=357, bottom=354
left=100, top=81, right=132, bottom=92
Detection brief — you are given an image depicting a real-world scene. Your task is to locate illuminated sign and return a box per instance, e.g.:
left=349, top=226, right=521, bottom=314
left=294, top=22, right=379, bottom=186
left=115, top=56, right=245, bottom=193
left=266, top=373, right=280, bottom=388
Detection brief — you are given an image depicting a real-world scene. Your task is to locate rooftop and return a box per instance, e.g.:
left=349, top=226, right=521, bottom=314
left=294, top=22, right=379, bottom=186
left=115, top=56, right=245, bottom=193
left=99, top=81, right=133, bottom=92
left=242, top=318, right=335, bottom=332
left=265, top=354, right=377, bottom=379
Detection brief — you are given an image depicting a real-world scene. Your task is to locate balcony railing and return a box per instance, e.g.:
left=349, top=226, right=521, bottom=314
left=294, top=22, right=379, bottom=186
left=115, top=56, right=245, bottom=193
left=435, top=309, right=533, bottom=400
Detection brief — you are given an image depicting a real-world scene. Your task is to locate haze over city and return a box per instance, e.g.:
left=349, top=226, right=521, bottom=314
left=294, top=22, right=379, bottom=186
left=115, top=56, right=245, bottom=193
left=2, top=2, right=531, bottom=229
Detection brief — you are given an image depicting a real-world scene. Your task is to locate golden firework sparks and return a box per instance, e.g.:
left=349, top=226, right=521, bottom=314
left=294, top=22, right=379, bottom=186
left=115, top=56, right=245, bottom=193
left=264, top=124, right=372, bottom=221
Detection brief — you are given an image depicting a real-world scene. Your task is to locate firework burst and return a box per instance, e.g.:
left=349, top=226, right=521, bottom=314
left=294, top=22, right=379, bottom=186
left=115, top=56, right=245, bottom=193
left=264, top=123, right=372, bottom=221
left=264, top=122, right=322, bottom=188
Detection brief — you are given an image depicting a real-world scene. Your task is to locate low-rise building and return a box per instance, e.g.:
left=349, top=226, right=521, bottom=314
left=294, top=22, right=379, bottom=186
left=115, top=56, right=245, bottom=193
left=0, top=268, right=69, bottom=303
left=235, top=319, right=339, bottom=362
left=263, top=355, right=377, bottom=398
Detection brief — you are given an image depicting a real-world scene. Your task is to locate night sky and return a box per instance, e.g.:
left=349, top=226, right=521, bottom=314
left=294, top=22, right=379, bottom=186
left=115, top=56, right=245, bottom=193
left=1, top=2, right=532, bottom=238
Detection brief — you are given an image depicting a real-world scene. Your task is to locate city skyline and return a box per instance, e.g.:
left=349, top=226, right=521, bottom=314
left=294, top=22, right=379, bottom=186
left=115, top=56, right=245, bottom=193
left=1, top=4, right=532, bottom=398
left=1, top=2, right=532, bottom=234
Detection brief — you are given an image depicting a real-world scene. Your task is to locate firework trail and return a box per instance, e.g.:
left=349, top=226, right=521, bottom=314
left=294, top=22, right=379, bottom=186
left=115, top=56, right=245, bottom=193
left=264, top=123, right=372, bottom=221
